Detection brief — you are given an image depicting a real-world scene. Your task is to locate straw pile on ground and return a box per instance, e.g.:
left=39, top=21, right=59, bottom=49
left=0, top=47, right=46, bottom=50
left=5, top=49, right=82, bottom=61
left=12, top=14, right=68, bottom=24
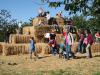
left=9, top=34, right=32, bottom=44
left=91, top=43, right=100, bottom=53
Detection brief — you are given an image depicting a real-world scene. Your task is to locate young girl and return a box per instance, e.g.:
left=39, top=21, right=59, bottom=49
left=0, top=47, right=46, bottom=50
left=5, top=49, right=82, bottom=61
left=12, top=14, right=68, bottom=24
left=82, top=36, right=87, bottom=53
left=29, top=37, right=37, bottom=59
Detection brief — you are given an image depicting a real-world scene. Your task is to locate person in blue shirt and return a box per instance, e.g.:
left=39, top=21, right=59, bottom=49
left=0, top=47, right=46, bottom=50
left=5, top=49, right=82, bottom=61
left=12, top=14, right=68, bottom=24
left=29, top=37, right=37, bottom=59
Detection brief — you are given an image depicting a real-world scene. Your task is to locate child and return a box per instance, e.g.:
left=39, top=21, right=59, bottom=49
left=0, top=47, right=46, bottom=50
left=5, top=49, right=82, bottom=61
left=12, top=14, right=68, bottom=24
left=82, top=36, right=87, bottom=53
left=59, top=40, right=66, bottom=58
left=49, top=39, right=57, bottom=55
left=29, top=37, right=37, bottom=59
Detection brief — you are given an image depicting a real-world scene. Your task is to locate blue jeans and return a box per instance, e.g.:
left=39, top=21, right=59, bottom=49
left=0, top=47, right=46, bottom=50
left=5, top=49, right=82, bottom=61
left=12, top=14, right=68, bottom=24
left=51, top=47, right=57, bottom=55
left=29, top=47, right=35, bottom=59
left=66, top=44, right=74, bottom=59
left=78, top=41, right=83, bottom=53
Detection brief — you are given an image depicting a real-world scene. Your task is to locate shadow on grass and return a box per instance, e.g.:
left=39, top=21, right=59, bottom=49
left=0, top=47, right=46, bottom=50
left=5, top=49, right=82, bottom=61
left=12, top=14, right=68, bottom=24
left=94, top=55, right=100, bottom=57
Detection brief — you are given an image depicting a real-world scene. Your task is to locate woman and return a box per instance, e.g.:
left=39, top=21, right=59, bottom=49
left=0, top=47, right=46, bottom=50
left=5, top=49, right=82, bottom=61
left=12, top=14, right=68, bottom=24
left=86, top=30, right=94, bottom=58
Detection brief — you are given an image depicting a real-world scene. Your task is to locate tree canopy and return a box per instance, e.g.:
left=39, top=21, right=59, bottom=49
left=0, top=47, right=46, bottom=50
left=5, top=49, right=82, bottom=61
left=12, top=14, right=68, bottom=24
left=0, top=9, right=18, bottom=41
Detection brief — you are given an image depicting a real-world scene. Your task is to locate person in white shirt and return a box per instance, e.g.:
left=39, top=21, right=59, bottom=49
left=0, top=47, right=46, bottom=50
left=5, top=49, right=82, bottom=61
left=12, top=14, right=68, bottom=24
left=46, top=11, right=51, bottom=20
left=44, top=32, right=50, bottom=43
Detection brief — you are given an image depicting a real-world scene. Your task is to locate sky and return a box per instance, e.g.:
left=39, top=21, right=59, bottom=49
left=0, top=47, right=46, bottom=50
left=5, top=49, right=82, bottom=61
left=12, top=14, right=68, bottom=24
left=0, top=0, right=73, bottom=22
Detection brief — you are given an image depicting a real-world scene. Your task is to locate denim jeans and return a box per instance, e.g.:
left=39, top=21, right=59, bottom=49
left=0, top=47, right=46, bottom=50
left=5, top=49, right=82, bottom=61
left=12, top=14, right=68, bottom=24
left=29, top=47, right=35, bottom=59
left=51, top=47, right=57, bottom=55
left=86, top=44, right=92, bottom=58
left=66, top=44, right=74, bottom=59
left=78, top=41, right=83, bottom=53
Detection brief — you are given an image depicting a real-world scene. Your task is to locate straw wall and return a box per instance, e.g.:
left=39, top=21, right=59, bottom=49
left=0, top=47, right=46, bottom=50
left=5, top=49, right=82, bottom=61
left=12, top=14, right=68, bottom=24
left=9, top=34, right=32, bottom=44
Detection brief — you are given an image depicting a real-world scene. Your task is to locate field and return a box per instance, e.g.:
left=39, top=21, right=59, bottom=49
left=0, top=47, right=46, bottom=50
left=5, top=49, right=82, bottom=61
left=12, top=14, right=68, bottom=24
left=0, top=53, right=100, bottom=75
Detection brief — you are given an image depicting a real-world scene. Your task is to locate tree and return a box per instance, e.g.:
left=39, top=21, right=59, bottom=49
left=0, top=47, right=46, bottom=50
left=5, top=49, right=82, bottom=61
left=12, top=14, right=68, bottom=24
left=47, top=0, right=100, bottom=16
left=0, top=9, right=18, bottom=42
left=40, top=0, right=100, bottom=32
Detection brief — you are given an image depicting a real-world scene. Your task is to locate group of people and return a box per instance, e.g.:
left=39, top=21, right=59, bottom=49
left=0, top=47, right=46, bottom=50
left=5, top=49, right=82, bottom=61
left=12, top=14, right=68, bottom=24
left=29, top=27, right=94, bottom=60
left=77, top=29, right=94, bottom=58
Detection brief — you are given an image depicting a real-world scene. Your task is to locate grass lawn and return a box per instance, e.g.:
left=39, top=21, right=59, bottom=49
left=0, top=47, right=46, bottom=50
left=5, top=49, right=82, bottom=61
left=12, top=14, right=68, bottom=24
left=0, top=53, right=100, bottom=75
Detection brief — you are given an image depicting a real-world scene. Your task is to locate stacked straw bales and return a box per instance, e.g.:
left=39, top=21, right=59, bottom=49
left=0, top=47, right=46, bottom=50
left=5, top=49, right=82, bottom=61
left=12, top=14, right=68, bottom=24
left=91, top=43, right=100, bottom=53
left=32, top=17, right=47, bottom=26
left=56, top=17, right=65, bottom=26
left=72, top=42, right=78, bottom=53
left=34, top=26, right=52, bottom=42
left=35, top=43, right=50, bottom=54
left=1, top=43, right=50, bottom=56
left=56, top=34, right=63, bottom=44
left=2, top=43, right=29, bottom=56
left=23, top=26, right=35, bottom=35
left=9, top=34, right=32, bottom=44
left=0, top=42, right=3, bottom=54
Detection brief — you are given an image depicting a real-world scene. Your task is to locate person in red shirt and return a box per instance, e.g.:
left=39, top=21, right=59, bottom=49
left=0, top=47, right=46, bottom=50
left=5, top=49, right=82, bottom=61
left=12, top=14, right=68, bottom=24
left=86, top=29, right=94, bottom=58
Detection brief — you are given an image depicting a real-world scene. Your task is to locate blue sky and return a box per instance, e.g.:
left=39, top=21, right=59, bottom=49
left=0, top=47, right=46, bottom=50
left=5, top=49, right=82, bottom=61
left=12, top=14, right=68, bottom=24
left=0, top=0, right=73, bottom=22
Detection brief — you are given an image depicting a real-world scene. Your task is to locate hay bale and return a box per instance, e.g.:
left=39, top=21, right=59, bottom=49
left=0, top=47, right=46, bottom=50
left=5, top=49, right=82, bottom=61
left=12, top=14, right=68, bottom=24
left=34, top=26, right=52, bottom=42
left=0, top=42, right=3, bottom=54
left=23, top=26, right=35, bottom=35
left=35, top=43, right=50, bottom=54
left=35, top=43, right=42, bottom=53
left=56, top=34, right=63, bottom=44
left=91, top=43, right=100, bottom=53
left=56, top=17, right=65, bottom=26
left=1, top=42, right=50, bottom=56
left=2, top=43, right=30, bottom=56
left=32, top=17, right=47, bottom=26
left=41, top=43, right=50, bottom=54
left=72, top=42, right=78, bottom=53
left=9, top=34, right=32, bottom=44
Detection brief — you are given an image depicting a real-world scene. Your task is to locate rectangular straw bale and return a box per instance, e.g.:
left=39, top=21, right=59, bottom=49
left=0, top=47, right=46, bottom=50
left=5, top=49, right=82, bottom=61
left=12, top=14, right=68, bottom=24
left=91, top=43, right=100, bottom=53
left=72, top=42, right=78, bottom=53
left=56, top=34, right=63, bottom=44
left=34, top=25, right=52, bottom=43
left=56, top=17, right=65, bottom=26
left=2, top=43, right=30, bottom=56
left=9, top=34, right=32, bottom=43
left=35, top=43, right=50, bottom=54
left=0, top=42, right=3, bottom=54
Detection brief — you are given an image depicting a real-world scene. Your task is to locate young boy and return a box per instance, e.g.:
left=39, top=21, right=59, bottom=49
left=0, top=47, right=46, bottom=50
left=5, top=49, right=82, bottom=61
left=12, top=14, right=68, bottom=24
left=29, top=37, right=37, bottom=59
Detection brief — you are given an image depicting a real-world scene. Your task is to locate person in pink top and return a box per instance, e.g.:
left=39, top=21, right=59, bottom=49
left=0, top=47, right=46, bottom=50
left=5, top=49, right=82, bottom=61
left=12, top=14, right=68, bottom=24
left=82, top=35, right=88, bottom=53
left=64, top=28, right=75, bottom=60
